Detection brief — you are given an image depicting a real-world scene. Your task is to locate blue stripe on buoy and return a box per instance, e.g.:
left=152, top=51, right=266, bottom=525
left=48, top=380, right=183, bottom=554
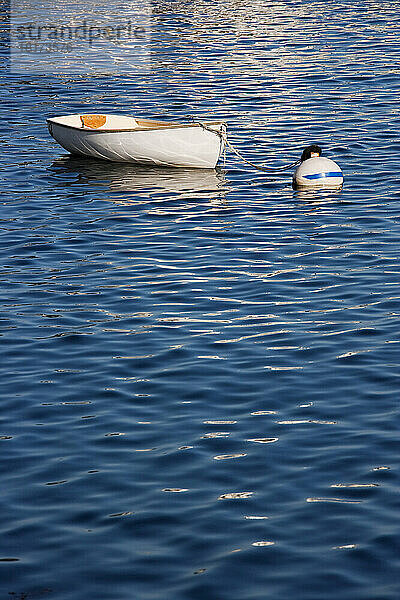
left=303, top=172, right=343, bottom=180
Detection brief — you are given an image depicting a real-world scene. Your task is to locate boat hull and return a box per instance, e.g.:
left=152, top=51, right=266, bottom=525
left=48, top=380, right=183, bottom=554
left=47, top=116, right=226, bottom=169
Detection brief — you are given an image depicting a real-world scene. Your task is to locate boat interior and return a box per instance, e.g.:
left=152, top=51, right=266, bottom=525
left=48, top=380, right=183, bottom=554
left=48, top=114, right=223, bottom=131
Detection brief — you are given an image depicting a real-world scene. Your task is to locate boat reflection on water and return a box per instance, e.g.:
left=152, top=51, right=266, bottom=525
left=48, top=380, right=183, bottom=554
left=50, top=156, right=228, bottom=205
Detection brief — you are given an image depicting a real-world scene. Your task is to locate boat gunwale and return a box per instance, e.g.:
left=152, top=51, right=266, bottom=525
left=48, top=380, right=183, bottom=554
left=47, top=117, right=226, bottom=134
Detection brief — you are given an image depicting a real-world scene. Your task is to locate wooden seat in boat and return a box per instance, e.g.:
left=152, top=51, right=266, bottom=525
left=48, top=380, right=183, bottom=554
left=80, top=114, right=107, bottom=129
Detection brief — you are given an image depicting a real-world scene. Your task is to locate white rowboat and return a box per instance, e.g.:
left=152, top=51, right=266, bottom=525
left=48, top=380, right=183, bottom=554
left=47, top=114, right=226, bottom=169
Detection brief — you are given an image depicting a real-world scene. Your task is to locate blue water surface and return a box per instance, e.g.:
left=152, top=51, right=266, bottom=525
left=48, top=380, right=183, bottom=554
left=1, top=1, right=400, bottom=599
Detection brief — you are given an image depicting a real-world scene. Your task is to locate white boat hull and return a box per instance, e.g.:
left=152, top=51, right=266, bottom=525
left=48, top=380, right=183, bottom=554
left=47, top=114, right=226, bottom=169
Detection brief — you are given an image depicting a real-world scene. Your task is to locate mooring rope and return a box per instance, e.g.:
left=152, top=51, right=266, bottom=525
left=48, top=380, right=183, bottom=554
left=223, top=135, right=301, bottom=172
left=193, top=119, right=301, bottom=173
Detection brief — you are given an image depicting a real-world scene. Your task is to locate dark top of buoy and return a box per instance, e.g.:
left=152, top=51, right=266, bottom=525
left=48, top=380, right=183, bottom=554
left=301, top=144, right=322, bottom=162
